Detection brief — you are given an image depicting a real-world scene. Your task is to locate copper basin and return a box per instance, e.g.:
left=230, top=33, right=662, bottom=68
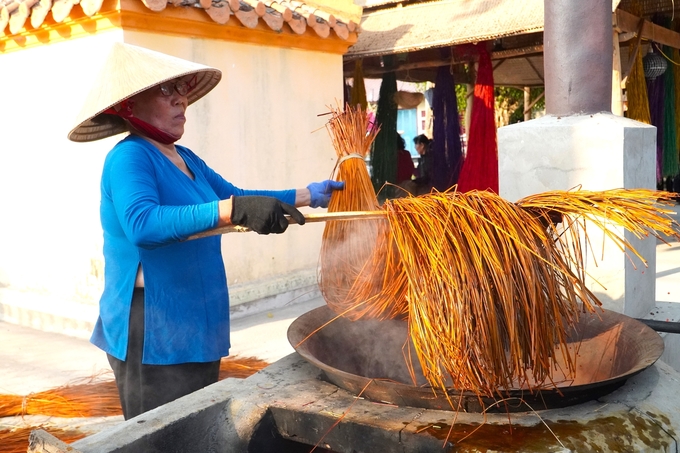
left=287, top=305, right=664, bottom=412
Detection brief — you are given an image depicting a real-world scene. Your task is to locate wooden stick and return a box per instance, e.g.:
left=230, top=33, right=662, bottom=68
left=188, top=210, right=385, bottom=240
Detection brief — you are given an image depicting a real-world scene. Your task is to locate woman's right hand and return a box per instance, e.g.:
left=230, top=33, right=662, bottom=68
left=226, top=196, right=305, bottom=234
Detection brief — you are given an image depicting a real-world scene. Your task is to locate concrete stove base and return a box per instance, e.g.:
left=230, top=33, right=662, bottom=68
left=30, top=354, right=680, bottom=453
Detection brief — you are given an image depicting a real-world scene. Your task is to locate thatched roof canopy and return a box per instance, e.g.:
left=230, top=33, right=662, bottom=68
left=347, top=0, right=543, bottom=59
left=344, top=0, right=680, bottom=87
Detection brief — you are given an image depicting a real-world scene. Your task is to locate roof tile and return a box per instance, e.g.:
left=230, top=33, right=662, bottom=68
left=0, top=0, right=359, bottom=39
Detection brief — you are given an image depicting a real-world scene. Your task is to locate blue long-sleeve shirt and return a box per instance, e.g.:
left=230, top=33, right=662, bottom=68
left=91, top=135, right=296, bottom=365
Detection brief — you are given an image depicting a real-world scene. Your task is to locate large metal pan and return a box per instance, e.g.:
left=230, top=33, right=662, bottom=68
left=288, top=305, right=664, bottom=412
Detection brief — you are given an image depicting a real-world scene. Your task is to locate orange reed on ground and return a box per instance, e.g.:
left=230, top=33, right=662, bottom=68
left=0, top=426, right=86, bottom=453
left=0, top=355, right=269, bottom=418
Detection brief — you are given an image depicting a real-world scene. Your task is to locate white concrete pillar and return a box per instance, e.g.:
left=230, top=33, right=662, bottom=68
left=498, top=113, right=657, bottom=318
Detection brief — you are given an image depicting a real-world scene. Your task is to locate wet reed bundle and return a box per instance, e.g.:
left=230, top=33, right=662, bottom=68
left=385, top=191, right=598, bottom=396
left=319, top=106, right=680, bottom=398
left=0, top=356, right=269, bottom=418
left=382, top=189, right=678, bottom=397
left=0, top=426, right=86, bottom=453
left=320, top=105, right=408, bottom=321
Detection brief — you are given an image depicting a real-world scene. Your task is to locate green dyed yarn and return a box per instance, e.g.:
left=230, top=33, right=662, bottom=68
left=371, top=55, right=398, bottom=196
left=350, top=59, right=368, bottom=111
left=663, top=45, right=679, bottom=177
left=671, top=18, right=680, bottom=180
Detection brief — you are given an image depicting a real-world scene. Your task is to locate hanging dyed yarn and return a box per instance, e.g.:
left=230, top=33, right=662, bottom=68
left=625, top=40, right=652, bottom=124
left=431, top=65, right=464, bottom=191
left=674, top=46, right=680, bottom=174
left=663, top=43, right=679, bottom=178
left=457, top=44, right=498, bottom=193
left=624, top=1, right=651, bottom=125
left=647, top=51, right=666, bottom=183
left=370, top=55, right=399, bottom=195
left=350, top=59, right=368, bottom=111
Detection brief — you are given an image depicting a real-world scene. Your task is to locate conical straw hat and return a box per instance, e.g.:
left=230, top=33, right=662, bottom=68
left=68, top=43, right=222, bottom=142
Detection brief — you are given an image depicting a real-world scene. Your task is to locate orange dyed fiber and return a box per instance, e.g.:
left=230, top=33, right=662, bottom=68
left=0, top=426, right=87, bottom=453
left=218, top=355, right=269, bottom=380
left=320, top=104, right=408, bottom=321
left=320, top=169, right=680, bottom=398
left=390, top=189, right=679, bottom=397
left=0, top=356, right=269, bottom=418
left=0, top=374, right=121, bottom=418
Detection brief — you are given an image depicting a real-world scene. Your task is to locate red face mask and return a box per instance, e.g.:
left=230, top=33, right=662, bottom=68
left=104, top=100, right=181, bottom=144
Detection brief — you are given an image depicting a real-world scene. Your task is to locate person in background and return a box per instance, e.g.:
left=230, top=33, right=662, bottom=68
left=413, top=134, right=434, bottom=194
left=67, top=43, right=344, bottom=420
left=396, top=134, right=416, bottom=195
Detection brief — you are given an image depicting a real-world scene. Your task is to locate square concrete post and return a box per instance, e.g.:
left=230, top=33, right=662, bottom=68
left=498, top=113, right=657, bottom=318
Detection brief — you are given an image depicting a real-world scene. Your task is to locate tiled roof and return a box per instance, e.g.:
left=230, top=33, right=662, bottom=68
left=0, top=0, right=360, bottom=39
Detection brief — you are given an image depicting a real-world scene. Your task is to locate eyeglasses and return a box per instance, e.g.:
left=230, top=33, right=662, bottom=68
left=159, top=75, right=198, bottom=97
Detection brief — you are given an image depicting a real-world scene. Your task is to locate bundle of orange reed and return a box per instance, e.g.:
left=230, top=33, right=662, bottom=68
left=382, top=189, right=679, bottom=397
left=0, top=426, right=87, bottom=453
left=319, top=105, right=680, bottom=400
left=320, top=104, right=408, bottom=321
left=0, top=373, right=121, bottom=418
left=218, top=355, right=269, bottom=380
left=0, top=356, right=269, bottom=419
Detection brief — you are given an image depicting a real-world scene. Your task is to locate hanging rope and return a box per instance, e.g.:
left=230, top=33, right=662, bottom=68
left=431, top=65, right=464, bottom=191
left=457, top=43, right=498, bottom=193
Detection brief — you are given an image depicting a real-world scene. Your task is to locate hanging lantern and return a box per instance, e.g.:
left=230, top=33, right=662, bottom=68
left=643, top=45, right=668, bottom=80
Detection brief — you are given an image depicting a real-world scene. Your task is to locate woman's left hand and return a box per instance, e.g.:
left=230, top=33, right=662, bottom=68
left=307, top=180, right=345, bottom=208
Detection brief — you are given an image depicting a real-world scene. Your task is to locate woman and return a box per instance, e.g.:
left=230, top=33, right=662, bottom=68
left=68, top=43, right=343, bottom=419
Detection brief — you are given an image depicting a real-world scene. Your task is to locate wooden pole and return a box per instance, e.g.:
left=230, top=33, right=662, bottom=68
left=188, top=211, right=386, bottom=240
left=621, top=17, right=645, bottom=86
left=523, top=87, right=531, bottom=121
left=612, top=28, right=624, bottom=116
left=464, top=61, right=476, bottom=142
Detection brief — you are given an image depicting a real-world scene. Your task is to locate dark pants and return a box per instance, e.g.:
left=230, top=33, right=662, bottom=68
left=107, top=288, right=220, bottom=420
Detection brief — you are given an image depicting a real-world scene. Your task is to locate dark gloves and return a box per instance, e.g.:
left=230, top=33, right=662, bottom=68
left=231, top=196, right=305, bottom=235
left=307, top=180, right=345, bottom=208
